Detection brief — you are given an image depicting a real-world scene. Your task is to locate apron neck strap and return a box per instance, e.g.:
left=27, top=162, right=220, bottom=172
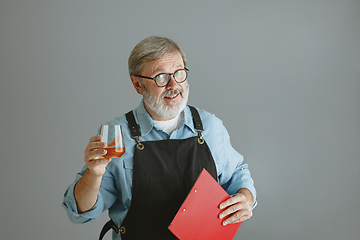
left=126, top=106, right=204, bottom=136
left=188, top=106, right=203, bottom=132
left=126, top=111, right=144, bottom=150
left=126, top=111, right=141, bottom=138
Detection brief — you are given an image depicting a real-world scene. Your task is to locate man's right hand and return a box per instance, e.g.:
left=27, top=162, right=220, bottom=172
left=84, top=135, right=111, bottom=177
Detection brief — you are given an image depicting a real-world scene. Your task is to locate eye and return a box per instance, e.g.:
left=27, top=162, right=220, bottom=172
left=155, top=74, right=169, bottom=85
left=174, top=69, right=187, bottom=81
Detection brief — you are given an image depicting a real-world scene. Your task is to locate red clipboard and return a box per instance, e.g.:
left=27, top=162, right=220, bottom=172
left=168, top=169, right=242, bottom=240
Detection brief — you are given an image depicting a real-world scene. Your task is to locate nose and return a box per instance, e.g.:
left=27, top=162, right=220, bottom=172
left=165, top=74, right=178, bottom=88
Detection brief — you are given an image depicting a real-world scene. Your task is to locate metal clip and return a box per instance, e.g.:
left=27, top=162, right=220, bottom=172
left=197, top=130, right=205, bottom=144
left=135, top=137, right=144, bottom=150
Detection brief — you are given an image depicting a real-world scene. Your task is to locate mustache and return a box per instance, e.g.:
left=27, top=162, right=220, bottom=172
left=161, top=88, right=183, bottom=98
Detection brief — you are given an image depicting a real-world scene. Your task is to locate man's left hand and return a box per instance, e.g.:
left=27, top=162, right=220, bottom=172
left=218, top=189, right=253, bottom=226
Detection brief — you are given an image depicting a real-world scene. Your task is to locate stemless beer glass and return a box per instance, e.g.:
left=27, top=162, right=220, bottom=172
left=99, top=124, right=125, bottom=158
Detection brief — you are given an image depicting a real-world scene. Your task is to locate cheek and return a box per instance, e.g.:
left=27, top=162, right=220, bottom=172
left=180, top=83, right=189, bottom=95
left=157, top=87, right=168, bottom=97
left=154, top=89, right=164, bottom=99
left=149, top=87, right=164, bottom=99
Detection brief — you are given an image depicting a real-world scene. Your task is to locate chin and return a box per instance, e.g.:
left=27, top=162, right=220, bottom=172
left=158, top=100, right=186, bottom=118
left=143, top=84, right=190, bottom=119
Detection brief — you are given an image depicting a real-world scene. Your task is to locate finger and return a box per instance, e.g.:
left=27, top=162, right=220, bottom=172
left=221, top=207, right=253, bottom=226
left=219, top=202, right=243, bottom=220
left=85, top=149, right=107, bottom=162
left=84, top=141, right=106, bottom=160
left=219, top=194, right=246, bottom=210
left=89, top=135, right=103, bottom=142
left=87, top=141, right=106, bottom=151
left=219, top=195, right=251, bottom=220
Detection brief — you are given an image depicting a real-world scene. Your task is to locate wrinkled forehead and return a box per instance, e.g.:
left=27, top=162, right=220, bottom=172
left=144, top=52, right=184, bottom=74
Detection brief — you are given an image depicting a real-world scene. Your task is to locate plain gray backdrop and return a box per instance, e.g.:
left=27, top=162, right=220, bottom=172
left=1, top=0, right=359, bottom=239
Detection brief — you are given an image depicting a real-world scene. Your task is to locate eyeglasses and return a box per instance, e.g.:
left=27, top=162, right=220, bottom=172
left=134, top=68, right=189, bottom=87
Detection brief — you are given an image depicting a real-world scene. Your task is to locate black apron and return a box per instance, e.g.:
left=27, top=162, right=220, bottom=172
left=99, top=106, right=217, bottom=240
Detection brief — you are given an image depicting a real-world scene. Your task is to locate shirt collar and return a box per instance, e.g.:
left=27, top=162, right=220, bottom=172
left=133, top=100, right=197, bottom=136
left=182, top=106, right=197, bottom=133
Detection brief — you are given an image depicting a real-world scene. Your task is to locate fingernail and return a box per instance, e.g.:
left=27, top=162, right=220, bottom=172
left=219, top=214, right=223, bottom=219
left=223, top=221, right=227, bottom=226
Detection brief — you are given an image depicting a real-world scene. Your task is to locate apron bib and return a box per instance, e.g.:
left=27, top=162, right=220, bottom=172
left=99, top=106, right=217, bottom=240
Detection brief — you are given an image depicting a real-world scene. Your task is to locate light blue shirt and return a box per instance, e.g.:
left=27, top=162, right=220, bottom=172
left=62, top=101, right=257, bottom=239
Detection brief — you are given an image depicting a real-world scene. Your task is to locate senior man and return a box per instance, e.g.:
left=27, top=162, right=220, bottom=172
left=63, top=36, right=257, bottom=240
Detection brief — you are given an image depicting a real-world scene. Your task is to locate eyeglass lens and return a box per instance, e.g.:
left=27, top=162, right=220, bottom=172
left=155, top=69, right=187, bottom=86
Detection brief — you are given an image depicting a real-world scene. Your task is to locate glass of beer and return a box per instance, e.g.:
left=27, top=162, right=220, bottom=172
left=99, top=124, right=125, bottom=158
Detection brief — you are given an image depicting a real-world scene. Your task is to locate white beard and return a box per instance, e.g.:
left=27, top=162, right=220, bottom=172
left=142, top=84, right=189, bottom=119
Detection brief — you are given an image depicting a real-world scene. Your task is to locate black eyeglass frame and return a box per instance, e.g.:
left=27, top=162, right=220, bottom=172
left=134, top=68, right=189, bottom=87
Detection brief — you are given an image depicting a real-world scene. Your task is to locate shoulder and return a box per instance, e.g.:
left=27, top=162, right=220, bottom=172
left=189, top=106, right=224, bottom=128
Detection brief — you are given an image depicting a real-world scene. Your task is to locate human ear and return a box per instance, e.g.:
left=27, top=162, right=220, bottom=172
left=130, top=75, right=142, bottom=94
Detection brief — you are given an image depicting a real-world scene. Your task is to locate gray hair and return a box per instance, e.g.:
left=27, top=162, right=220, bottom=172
left=128, top=36, right=187, bottom=76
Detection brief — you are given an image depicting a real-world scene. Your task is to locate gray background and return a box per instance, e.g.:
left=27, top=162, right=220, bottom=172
left=1, top=0, right=359, bottom=239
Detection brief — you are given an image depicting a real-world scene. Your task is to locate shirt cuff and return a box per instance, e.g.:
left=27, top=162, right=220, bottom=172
left=62, top=182, right=104, bottom=224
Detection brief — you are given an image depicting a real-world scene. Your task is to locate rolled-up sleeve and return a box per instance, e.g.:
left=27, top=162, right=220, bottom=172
left=221, top=161, right=257, bottom=208
left=201, top=110, right=257, bottom=209
left=62, top=166, right=117, bottom=224
left=218, top=125, right=257, bottom=208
